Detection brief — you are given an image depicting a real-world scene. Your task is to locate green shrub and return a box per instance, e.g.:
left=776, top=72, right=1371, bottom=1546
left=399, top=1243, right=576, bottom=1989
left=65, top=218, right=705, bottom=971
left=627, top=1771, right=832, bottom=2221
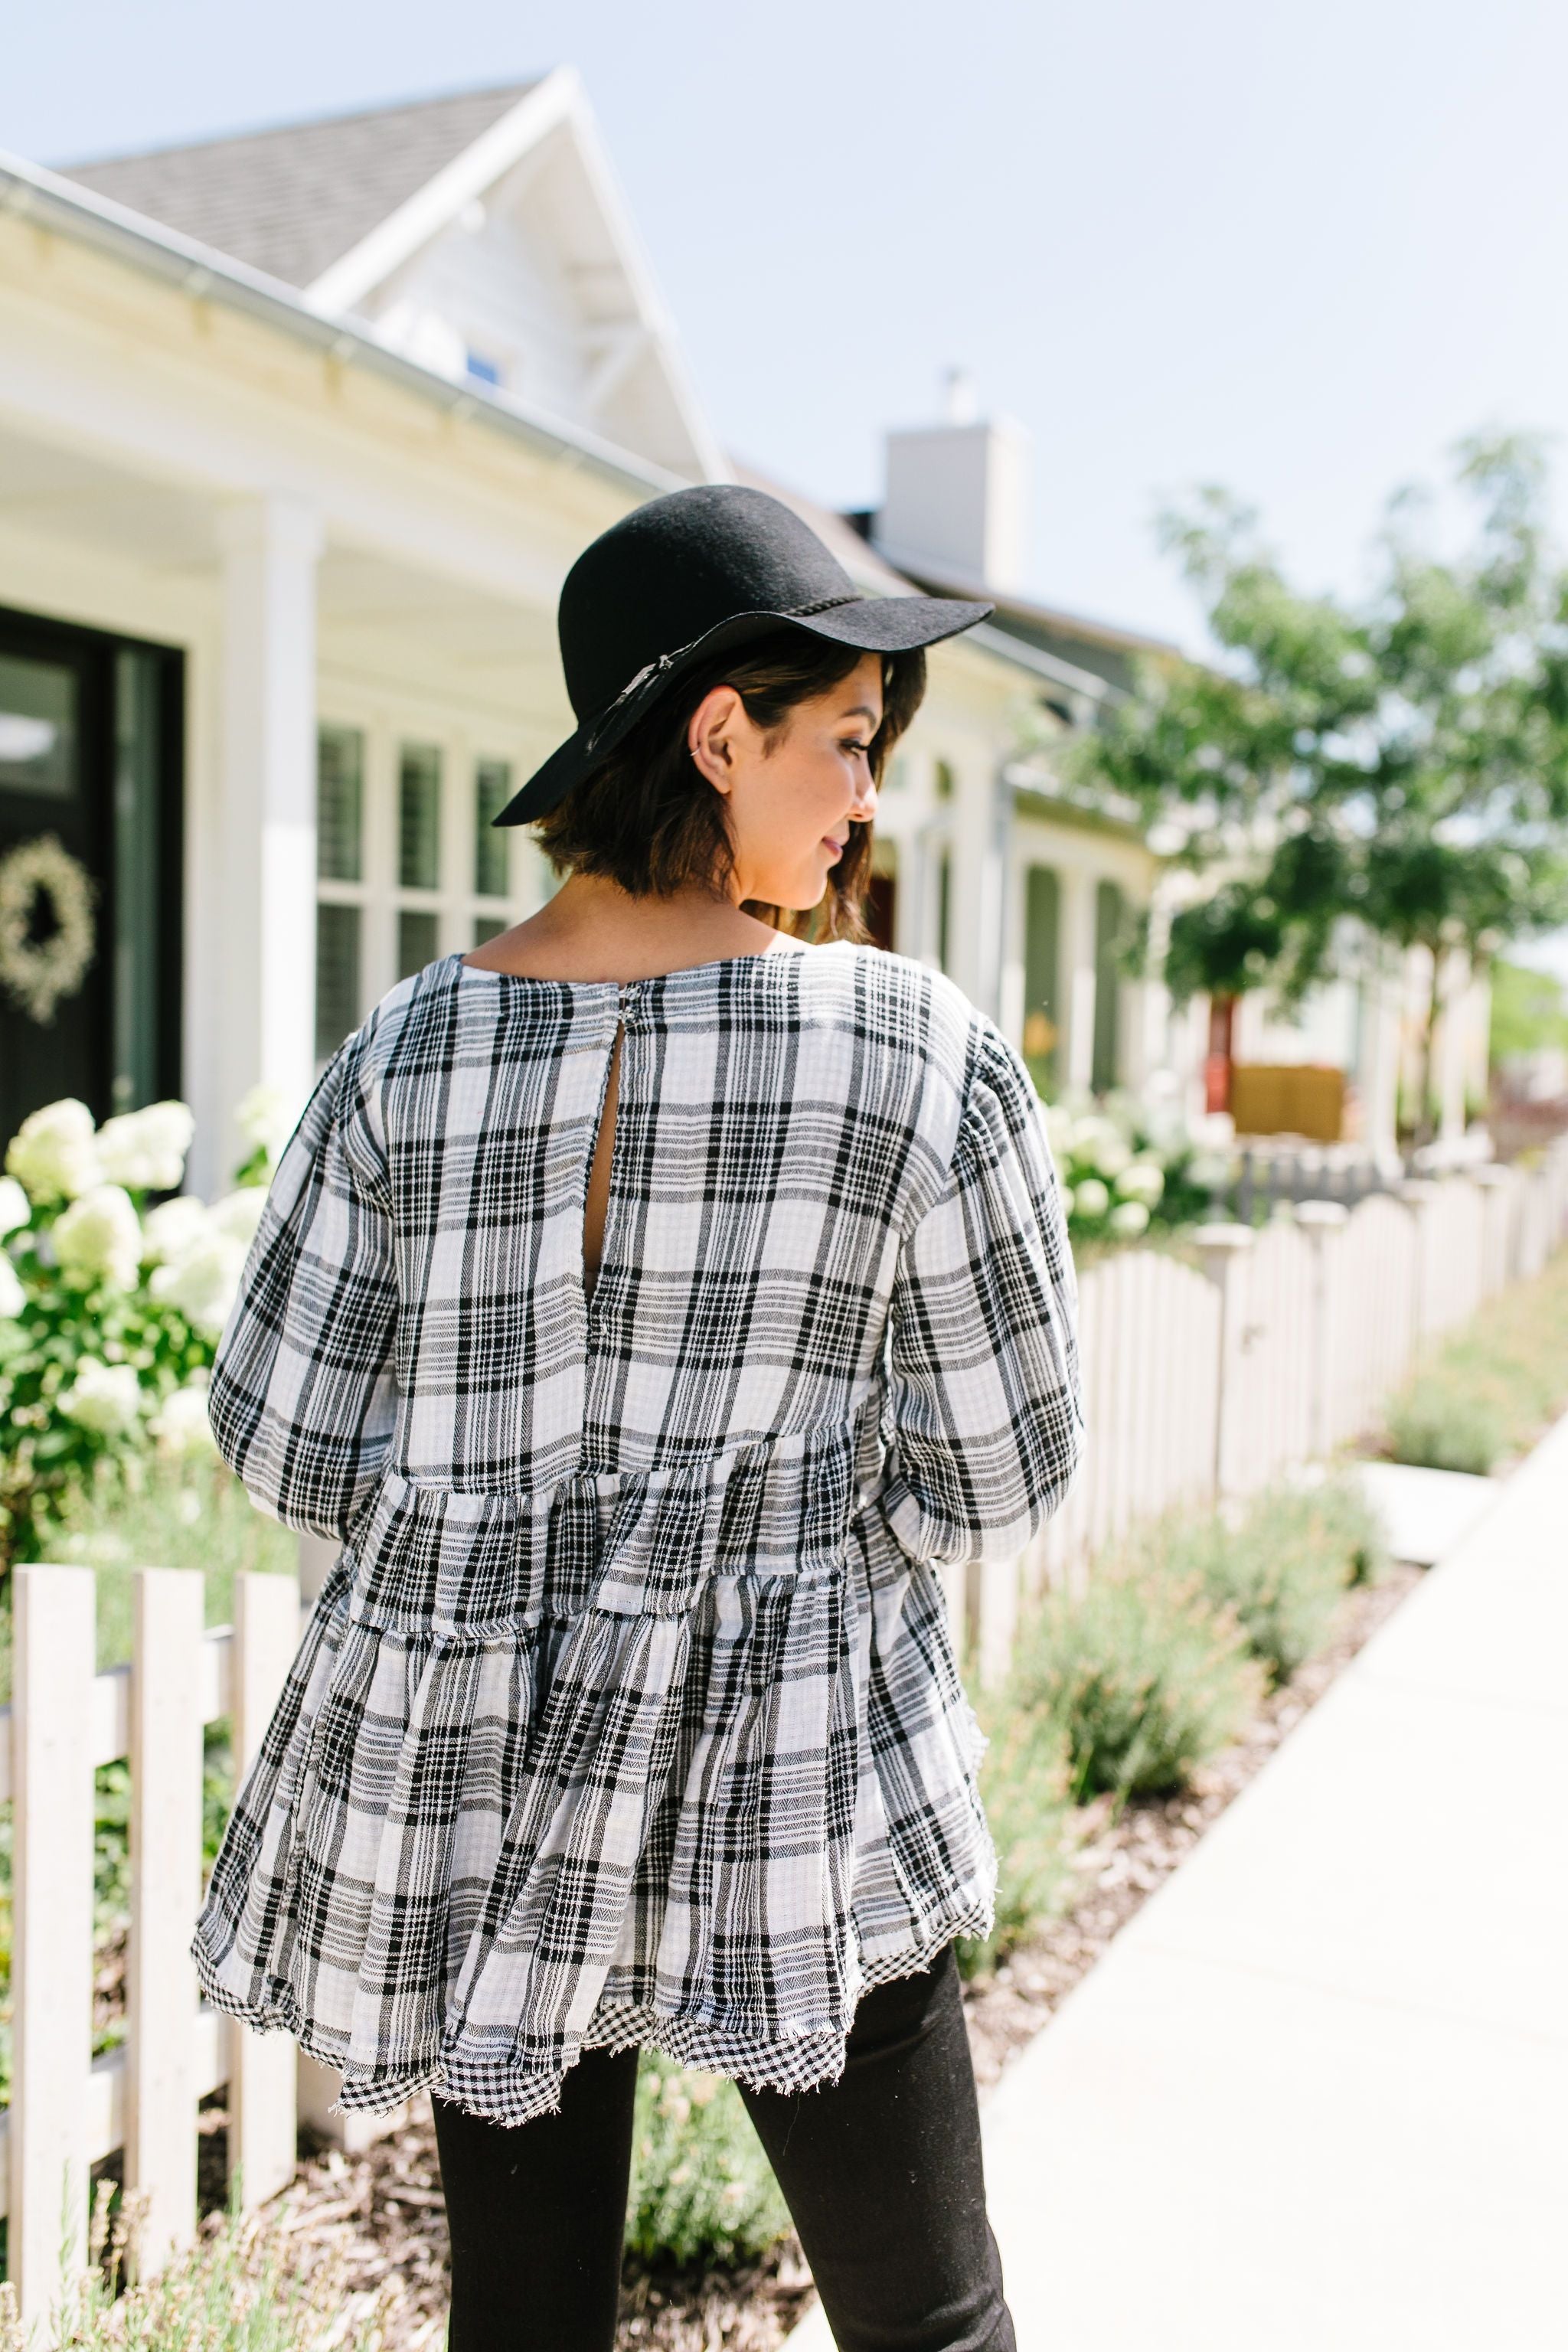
left=1159, top=1478, right=1382, bottom=1684
left=0, top=2177, right=396, bottom=2348
left=626, top=2053, right=791, bottom=2269
left=1383, top=1246, right=1568, bottom=1473
left=1011, top=1564, right=1264, bottom=1798
left=1386, top=1376, right=1505, bottom=1475
left=7, top=1452, right=296, bottom=1692
left=959, top=1700, right=1077, bottom=1978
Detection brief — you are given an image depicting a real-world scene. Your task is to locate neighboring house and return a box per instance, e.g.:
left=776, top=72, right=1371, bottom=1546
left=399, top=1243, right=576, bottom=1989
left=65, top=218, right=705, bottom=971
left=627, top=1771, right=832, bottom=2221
left=1, top=71, right=1164, bottom=1195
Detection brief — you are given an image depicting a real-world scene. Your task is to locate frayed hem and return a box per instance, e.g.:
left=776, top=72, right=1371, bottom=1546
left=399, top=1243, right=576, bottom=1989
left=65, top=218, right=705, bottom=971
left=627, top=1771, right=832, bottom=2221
left=191, top=1893, right=997, bottom=2128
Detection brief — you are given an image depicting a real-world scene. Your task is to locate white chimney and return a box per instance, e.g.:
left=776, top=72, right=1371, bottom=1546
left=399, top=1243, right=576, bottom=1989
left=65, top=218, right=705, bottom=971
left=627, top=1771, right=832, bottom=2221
left=875, top=374, right=1031, bottom=593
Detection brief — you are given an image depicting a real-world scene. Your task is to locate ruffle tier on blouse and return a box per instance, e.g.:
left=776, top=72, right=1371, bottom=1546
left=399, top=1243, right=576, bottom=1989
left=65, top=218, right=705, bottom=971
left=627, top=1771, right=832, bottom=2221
left=192, top=1404, right=995, bottom=2125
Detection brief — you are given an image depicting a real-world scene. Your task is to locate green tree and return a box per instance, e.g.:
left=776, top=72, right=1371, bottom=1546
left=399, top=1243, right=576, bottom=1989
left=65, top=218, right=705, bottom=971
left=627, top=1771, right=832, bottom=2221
left=1076, top=436, right=1568, bottom=1142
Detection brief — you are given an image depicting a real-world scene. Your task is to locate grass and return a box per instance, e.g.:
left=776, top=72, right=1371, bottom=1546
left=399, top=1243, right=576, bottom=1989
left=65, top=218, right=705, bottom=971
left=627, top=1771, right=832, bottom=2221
left=0, top=2179, right=399, bottom=2350
left=1383, top=1246, right=1568, bottom=1475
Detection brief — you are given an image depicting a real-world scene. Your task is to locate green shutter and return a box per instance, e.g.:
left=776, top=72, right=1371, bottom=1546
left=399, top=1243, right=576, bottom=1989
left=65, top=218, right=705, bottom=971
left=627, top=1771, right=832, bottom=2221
left=1022, top=866, right=1060, bottom=1092
left=1093, top=880, right=1125, bottom=1093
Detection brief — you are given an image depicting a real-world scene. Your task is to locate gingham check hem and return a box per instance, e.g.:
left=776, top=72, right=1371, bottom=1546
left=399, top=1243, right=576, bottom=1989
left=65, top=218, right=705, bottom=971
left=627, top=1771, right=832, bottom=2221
left=192, top=945, right=1081, bottom=2123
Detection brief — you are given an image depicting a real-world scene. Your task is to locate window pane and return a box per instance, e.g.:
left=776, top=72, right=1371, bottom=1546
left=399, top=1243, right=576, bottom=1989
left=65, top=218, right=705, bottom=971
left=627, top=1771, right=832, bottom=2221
left=472, top=914, right=508, bottom=948
left=936, top=848, right=952, bottom=973
left=397, top=908, right=439, bottom=980
left=399, top=743, right=442, bottom=889
left=315, top=903, right=361, bottom=1061
left=112, top=648, right=164, bottom=1113
left=318, top=726, right=364, bottom=882
left=0, top=652, right=75, bottom=799
left=933, top=760, right=955, bottom=802
left=474, top=760, right=511, bottom=898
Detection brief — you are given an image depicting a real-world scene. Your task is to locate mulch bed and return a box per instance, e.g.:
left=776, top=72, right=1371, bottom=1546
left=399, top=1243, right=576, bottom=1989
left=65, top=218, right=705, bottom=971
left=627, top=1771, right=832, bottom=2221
left=196, top=1558, right=1423, bottom=2350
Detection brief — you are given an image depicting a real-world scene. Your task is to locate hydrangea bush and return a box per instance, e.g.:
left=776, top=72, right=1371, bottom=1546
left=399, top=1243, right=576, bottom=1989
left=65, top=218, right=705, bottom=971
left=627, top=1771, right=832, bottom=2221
left=0, top=1085, right=294, bottom=1566
left=1040, top=1091, right=1230, bottom=1249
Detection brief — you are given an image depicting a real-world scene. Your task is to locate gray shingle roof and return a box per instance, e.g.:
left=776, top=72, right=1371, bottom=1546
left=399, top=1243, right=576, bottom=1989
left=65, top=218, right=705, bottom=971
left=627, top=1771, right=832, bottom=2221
left=57, top=81, right=540, bottom=292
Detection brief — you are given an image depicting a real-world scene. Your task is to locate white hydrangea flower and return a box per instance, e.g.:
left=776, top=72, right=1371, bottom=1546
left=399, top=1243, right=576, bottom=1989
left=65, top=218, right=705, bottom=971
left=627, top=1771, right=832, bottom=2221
left=5, top=1097, right=101, bottom=1205
left=150, top=1231, right=247, bottom=1337
left=149, top=1380, right=218, bottom=1458
left=58, top=1356, right=145, bottom=1436
left=1067, top=1115, right=1114, bottom=1162
left=1187, top=1150, right=1235, bottom=1192
left=139, top=1194, right=211, bottom=1268
left=1073, top=1177, right=1110, bottom=1220
left=54, top=1184, right=144, bottom=1290
left=207, top=1187, right=268, bottom=1245
left=0, top=1174, right=30, bottom=1239
left=1116, top=1157, right=1166, bottom=1207
left=235, top=1083, right=298, bottom=1161
left=0, top=1252, right=24, bottom=1321
left=1109, top=1200, right=1151, bottom=1239
left=1043, top=1105, right=1075, bottom=1161
left=96, top=1100, right=195, bottom=1193
left=1057, top=1184, right=1075, bottom=1220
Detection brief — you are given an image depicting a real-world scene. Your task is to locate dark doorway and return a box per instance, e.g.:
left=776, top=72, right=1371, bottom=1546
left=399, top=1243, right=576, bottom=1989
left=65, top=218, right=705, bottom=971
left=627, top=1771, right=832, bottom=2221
left=865, top=865, right=897, bottom=953
left=0, top=607, right=182, bottom=1148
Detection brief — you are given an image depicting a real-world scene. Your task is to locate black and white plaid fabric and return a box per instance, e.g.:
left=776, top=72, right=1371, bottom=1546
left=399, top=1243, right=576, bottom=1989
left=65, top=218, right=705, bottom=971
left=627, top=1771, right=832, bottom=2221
left=194, top=942, right=1083, bottom=2123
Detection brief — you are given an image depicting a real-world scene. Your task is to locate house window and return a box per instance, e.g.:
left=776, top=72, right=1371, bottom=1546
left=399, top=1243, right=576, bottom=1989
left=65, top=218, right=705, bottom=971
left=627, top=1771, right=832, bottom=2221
left=1023, top=865, right=1061, bottom=1093
left=936, top=847, right=952, bottom=974
left=315, top=724, right=367, bottom=1062
left=475, top=760, right=511, bottom=899
left=313, top=724, right=534, bottom=1067
left=398, top=743, right=442, bottom=889
left=933, top=759, right=955, bottom=802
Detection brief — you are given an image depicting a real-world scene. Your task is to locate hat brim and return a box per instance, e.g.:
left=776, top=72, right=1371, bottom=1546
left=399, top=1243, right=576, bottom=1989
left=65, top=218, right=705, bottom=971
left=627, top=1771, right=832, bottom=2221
left=491, top=593, right=993, bottom=826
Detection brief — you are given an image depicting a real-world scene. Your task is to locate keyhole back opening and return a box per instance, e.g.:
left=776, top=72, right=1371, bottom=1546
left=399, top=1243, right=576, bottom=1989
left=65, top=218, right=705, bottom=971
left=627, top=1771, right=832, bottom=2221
left=583, top=1020, right=624, bottom=1303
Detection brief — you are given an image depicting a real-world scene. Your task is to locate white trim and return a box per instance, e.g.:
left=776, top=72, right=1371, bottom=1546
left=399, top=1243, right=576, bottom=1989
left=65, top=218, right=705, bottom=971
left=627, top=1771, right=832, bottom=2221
left=302, top=73, right=727, bottom=487
left=302, top=73, right=580, bottom=317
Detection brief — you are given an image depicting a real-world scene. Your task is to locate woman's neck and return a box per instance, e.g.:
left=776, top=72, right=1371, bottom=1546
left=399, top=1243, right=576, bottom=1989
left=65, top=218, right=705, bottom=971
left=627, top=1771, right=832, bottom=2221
left=462, top=874, right=802, bottom=984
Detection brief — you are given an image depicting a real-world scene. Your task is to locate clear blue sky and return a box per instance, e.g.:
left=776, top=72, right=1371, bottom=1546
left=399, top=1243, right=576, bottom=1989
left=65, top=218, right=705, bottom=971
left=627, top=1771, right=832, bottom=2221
left=8, top=0, right=1568, bottom=972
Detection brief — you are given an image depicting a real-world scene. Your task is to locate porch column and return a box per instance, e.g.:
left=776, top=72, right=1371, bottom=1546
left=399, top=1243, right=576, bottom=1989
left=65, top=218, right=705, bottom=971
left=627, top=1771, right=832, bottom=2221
left=217, top=496, right=322, bottom=1173
left=1358, top=953, right=1403, bottom=1175
left=1063, top=866, right=1098, bottom=1094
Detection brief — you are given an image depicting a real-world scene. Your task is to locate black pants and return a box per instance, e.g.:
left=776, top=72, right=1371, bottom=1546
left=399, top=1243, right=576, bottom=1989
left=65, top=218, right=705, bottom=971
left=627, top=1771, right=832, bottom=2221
left=432, top=1942, right=1014, bottom=2352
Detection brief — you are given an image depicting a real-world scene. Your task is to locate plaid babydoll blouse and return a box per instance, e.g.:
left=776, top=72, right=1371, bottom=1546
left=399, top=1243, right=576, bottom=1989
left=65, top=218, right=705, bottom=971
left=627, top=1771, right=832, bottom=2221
left=193, top=941, right=1083, bottom=2125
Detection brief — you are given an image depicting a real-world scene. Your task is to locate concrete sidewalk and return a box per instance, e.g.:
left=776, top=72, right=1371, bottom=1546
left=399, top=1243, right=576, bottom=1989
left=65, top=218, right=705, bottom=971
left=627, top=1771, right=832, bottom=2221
left=787, top=1413, right=1567, bottom=2350
left=981, top=1412, right=1568, bottom=2351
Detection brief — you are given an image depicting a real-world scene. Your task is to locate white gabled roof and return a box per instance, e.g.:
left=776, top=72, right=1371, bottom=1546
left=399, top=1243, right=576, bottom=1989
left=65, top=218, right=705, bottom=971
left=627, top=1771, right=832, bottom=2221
left=56, top=71, right=726, bottom=487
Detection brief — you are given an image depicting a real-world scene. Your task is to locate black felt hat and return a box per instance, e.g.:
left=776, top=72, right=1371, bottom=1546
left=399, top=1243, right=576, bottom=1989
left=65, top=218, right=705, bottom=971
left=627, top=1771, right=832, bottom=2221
left=492, top=484, right=993, bottom=825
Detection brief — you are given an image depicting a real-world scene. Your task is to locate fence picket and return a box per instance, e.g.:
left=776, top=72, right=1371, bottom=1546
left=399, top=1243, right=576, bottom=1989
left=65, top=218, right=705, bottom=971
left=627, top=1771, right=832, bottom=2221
left=10, top=1566, right=96, bottom=2324
left=126, top=1568, right=206, bottom=2272
left=227, top=1572, right=301, bottom=2210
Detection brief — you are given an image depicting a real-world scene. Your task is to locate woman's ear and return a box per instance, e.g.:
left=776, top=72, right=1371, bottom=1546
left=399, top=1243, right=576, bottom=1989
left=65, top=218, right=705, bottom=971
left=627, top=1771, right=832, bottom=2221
left=688, top=684, right=746, bottom=795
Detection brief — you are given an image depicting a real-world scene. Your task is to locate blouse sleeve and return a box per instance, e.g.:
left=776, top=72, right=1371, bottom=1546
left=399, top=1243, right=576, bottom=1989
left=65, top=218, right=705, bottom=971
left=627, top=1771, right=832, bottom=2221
left=207, top=1031, right=400, bottom=1540
left=879, top=1020, right=1083, bottom=1569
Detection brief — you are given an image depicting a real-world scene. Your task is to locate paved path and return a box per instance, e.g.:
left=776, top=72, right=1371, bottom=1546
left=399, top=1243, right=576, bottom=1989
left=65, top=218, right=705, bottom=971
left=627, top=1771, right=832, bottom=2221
left=788, top=1412, right=1567, bottom=2350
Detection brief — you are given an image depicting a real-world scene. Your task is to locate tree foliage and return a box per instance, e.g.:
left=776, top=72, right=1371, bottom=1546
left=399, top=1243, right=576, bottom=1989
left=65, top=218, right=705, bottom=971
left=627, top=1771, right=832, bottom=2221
left=1074, top=436, right=1568, bottom=1129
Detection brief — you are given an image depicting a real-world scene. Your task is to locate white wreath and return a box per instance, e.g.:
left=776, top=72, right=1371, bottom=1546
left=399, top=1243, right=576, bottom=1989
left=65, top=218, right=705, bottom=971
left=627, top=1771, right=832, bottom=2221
left=0, top=833, right=100, bottom=1024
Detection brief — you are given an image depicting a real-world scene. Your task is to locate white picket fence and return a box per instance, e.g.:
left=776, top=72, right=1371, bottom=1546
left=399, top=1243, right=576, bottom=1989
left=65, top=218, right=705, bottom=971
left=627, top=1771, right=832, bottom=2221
left=948, top=1138, right=1568, bottom=1680
left=2, top=1135, right=1566, bottom=2320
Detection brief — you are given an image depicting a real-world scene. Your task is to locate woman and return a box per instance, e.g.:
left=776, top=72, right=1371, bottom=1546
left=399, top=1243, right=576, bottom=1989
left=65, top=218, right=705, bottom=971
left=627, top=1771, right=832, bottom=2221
left=195, top=485, right=1083, bottom=2352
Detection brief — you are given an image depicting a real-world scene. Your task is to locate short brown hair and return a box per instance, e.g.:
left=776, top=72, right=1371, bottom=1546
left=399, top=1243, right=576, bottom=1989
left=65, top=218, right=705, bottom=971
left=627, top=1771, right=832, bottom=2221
left=529, top=632, right=926, bottom=941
